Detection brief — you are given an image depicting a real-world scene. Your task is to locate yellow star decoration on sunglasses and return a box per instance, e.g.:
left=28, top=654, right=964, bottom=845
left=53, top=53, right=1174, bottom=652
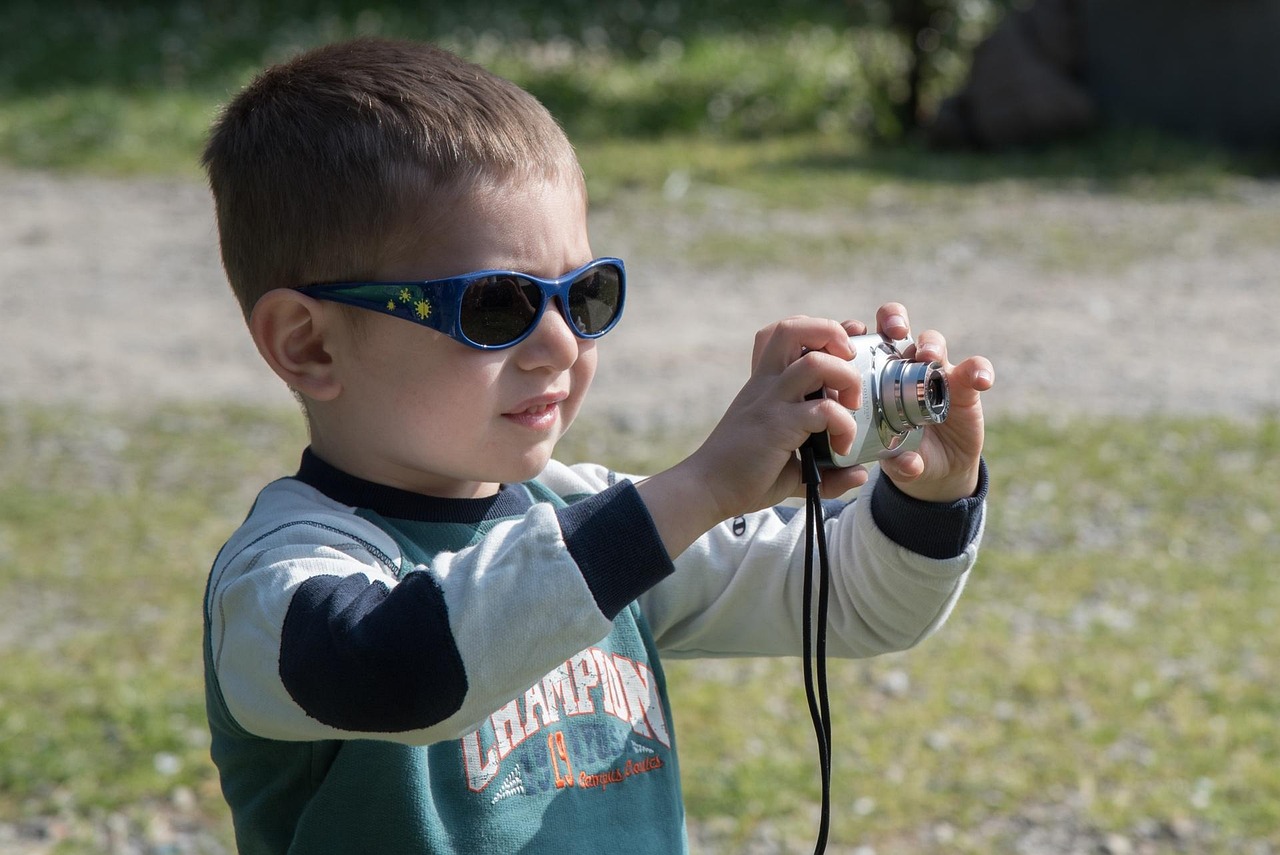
left=414, top=299, right=432, bottom=320
left=398, top=287, right=413, bottom=304
left=385, top=299, right=396, bottom=311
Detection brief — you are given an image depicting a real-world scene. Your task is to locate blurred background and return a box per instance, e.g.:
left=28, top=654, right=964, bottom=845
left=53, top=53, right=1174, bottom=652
left=0, top=2, right=1277, bottom=853
left=5, top=0, right=1280, bottom=167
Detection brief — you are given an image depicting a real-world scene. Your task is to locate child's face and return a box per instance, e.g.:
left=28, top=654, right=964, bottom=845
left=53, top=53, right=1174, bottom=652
left=315, top=176, right=599, bottom=498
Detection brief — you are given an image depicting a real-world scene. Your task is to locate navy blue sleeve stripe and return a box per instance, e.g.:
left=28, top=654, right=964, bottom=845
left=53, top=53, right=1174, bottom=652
left=555, top=480, right=675, bottom=620
left=279, top=572, right=467, bottom=733
left=870, top=458, right=989, bottom=559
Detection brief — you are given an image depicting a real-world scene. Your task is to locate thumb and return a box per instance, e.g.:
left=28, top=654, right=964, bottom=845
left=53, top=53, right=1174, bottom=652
left=879, top=450, right=924, bottom=483
left=948, top=356, right=995, bottom=409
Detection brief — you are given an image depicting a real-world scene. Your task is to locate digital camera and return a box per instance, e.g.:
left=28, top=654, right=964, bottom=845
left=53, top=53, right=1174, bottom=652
left=804, top=333, right=949, bottom=468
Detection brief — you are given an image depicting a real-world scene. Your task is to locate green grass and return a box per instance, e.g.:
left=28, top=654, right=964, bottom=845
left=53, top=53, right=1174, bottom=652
left=0, top=0, right=926, bottom=176
left=5, top=0, right=1274, bottom=189
left=0, top=407, right=307, bottom=851
left=0, top=31, right=906, bottom=179
left=672, top=416, right=1280, bottom=852
left=1, top=405, right=1277, bottom=852
left=580, top=126, right=1268, bottom=203
left=0, top=88, right=219, bottom=175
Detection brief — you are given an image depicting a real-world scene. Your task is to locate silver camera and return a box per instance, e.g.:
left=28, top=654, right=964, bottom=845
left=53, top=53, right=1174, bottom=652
left=804, top=333, right=949, bottom=468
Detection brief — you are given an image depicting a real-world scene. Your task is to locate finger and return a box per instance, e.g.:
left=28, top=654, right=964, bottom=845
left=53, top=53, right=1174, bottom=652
left=840, top=318, right=869, bottom=337
left=749, top=317, right=818, bottom=372
left=969, top=356, right=995, bottom=391
left=876, top=303, right=910, bottom=340
left=785, top=398, right=858, bottom=463
left=819, top=465, right=870, bottom=498
left=804, top=395, right=857, bottom=441
left=825, top=421, right=858, bottom=459
left=879, top=450, right=925, bottom=483
left=753, top=316, right=853, bottom=373
left=912, top=329, right=948, bottom=365
left=780, top=349, right=860, bottom=404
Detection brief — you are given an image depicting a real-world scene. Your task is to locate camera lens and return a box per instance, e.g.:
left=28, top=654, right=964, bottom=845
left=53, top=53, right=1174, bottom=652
left=923, top=369, right=949, bottom=421
left=881, top=360, right=949, bottom=431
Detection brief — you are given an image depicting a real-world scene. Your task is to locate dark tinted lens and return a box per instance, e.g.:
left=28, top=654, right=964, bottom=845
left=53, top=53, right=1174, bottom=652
left=459, top=275, right=541, bottom=345
left=566, top=265, right=622, bottom=335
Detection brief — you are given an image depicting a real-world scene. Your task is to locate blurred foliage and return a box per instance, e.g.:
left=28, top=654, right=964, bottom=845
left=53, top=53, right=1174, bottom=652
left=0, top=0, right=1018, bottom=146
left=869, top=0, right=1005, bottom=131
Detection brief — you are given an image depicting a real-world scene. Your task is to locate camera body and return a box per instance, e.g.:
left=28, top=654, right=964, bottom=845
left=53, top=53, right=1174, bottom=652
left=804, top=333, right=949, bottom=468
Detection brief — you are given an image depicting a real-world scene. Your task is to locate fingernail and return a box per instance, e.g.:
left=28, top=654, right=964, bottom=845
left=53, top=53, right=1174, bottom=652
left=886, top=314, right=907, bottom=331
left=975, top=370, right=993, bottom=384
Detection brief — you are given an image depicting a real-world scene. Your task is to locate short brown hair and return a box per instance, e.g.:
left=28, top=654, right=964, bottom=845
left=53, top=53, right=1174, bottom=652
left=203, top=38, right=583, bottom=319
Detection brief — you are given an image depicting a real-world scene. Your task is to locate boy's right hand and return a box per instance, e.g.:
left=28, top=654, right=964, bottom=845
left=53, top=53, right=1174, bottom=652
left=636, top=315, right=870, bottom=558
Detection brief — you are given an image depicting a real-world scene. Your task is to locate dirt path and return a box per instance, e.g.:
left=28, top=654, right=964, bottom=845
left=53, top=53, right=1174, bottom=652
left=3, top=168, right=1278, bottom=429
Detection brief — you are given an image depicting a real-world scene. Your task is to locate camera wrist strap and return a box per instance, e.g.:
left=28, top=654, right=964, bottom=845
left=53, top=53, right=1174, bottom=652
left=799, top=447, right=832, bottom=855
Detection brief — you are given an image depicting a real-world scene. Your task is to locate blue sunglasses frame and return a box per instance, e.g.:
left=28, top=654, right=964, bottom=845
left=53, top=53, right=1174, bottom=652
left=298, top=257, right=626, bottom=350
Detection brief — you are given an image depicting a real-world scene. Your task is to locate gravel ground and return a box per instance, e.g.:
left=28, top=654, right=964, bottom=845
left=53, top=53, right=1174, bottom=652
left=2, top=167, right=1277, bottom=855
left=2, top=168, right=1278, bottom=425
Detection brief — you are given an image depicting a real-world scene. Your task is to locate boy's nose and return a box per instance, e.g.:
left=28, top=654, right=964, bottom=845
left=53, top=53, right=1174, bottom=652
left=516, top=299, right=580, bottom=369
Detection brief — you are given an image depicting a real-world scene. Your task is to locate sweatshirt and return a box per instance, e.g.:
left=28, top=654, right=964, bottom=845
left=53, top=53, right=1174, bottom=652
left=204, top=449, right=986, bottom=854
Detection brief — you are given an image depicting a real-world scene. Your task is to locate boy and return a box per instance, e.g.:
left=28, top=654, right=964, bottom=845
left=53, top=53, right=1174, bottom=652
left=202, top=38, right=993, bottom=855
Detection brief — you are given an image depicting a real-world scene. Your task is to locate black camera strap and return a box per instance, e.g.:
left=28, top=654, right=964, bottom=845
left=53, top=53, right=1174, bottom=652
left=799, top=446, right=832, bottom=854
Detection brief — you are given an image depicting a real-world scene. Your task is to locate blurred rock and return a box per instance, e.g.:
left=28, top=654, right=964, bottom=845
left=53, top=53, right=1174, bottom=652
left=933, top=0, right=1280, bottom=149
left=1084, top=0, right=1280, bottom=148
left=1102, top=832, right=1135, bottom=855
left=928, top=0, right=1096, bottom=149
left=1023, top=0, right=1087, bottom=73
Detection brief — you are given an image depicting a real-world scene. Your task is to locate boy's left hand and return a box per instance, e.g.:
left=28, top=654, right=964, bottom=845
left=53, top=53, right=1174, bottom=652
left=853, top=302, right=994, bottom=504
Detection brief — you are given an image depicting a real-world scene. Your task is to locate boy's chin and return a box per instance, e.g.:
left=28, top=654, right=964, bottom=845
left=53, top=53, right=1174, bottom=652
left=506, top=442, right=561, bottom=482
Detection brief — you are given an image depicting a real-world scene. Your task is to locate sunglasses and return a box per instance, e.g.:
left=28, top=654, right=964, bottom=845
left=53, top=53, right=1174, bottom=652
left=298, top=257, right=625, bottom=350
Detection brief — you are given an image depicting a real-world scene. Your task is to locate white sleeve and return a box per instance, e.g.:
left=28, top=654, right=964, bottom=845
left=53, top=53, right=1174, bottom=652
left=637, top=469, right=982, bottom=659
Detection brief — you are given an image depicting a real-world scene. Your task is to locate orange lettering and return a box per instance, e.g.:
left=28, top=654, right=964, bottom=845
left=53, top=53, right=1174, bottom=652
left=548, top=731, right=574, bottom=789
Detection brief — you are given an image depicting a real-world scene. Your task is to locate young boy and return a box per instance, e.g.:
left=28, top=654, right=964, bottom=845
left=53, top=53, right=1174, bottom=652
left=202, top=38, right=993, bottom=855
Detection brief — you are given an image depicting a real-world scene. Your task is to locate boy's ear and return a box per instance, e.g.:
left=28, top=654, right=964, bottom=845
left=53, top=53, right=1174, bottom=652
left=249, top=289, right=343, bottom=402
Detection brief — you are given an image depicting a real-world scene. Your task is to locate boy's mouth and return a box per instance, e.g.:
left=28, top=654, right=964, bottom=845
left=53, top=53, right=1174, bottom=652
left=504, top=393, right=568, bottom=428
